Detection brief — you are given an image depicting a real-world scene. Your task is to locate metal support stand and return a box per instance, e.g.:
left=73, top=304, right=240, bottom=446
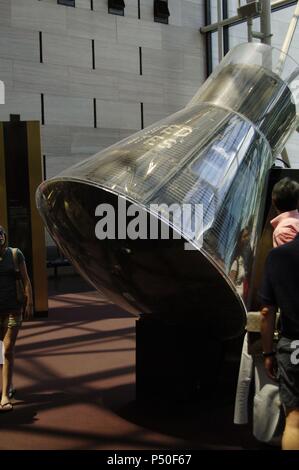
left=135, top=314, right=224, bottom=403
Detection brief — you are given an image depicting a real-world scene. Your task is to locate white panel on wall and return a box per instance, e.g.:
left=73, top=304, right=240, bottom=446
left=97, top=100, right=141, bottom=130
left=69, top=66, right=119, bottom=100
left=43, top=32, right=92, bottom=68
left=13, top=61, right=69, bottom=95
left=11, top=0, right=67, bottom=34
left=116, top=16, right=162, bottom=49
left=0, top=91, right=41, bottom=121
left=0, top=58, right=13, bottom=92
left=44, top=95, right=94, bottom=127
left=0, top=25, right=39, bottom=63
left=94, top=42, right=139, bottom=74
left=66, top=6, right=117, bottom=42
left=0, top=0, right=11, bottom=26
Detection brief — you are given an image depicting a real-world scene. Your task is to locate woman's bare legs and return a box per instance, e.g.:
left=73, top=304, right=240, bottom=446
left=1, top=326, right=20, bottom=408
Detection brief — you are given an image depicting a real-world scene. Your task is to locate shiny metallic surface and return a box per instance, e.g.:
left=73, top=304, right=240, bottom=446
left=36, top=44, right=299, bottom=339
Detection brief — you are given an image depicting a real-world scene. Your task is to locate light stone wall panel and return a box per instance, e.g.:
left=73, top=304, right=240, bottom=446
left=140, top=1, right=153, bottom=22
left=181, top=0, right=204, bottom=28
left=75, top=0, right=91, bottom=9
left=168, top=0, right=182, bottom=26
left=44, top=95, right=94, bottom=127
left=118, top=73, right=164, bottom=104
left=161, top=24, right=203, bottom=54
left=143, top=102, right=181, bottom=128
left=11, top=0, right=67, bottom=34
left=93, top=0, right=107, bottom=14
left=42, top=125, right=124, bottom=159
left=1, top=0, right=207, bottom=176
left=97, top=100, right=141, bottom=130
left=0, top=90, right=40, bottom=121
left=0, top=0, right=11, bottom=26
left=66, top=6, right=117, bottom=42
left=43, top=32, right=92, bottom=68
left=142, top=47, right=185, bottom=78
left=70, top=127, right=121, bottom=155
left=46, top=156, right=86, bottom=179
left=42, top=125, right=72, bottom=158
left=183, top=53, right=205, bottom=82
left=94, top=42, right=139, bottom=74
left=0, top=25, right=39, bottom=63
left=68, top=66, right=119, bottom=100
left=125, top=0, right=139, bottom=19
left=13, top=61, right=69, bottom=95
left=116, top=16, right=162, bottom=49
left=163, top=76, right=198, bottom=106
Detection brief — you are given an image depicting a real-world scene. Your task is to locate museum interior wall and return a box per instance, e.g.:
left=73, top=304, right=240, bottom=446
left=0, top=0, right=206, bottom=181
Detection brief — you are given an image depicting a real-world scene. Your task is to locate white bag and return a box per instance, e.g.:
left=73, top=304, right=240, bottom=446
left=253, top=383, right=284, bottom=444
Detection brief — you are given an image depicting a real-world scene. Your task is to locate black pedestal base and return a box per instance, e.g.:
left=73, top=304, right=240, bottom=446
left=136, top=315, right=224, bottom=403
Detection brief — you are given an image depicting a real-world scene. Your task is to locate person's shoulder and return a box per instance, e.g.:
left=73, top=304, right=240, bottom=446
left=15, top=248, right=25, bottom=261
left=269, top=236, right=299, bottom=258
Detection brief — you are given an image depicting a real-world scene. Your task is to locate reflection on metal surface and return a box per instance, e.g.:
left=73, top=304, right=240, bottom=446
left=36, top=44, right=299, bottom=339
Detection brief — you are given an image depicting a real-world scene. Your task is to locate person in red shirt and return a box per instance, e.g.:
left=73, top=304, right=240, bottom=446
left=260, top=177, right=299, bottom=449
left=271, top=177, right=299, bottom=247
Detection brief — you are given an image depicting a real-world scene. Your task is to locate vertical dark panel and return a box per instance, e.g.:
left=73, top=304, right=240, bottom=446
left=0, top=124, right=8, bottom=231
left=138, top=0, right=141, bottom=19
left=92, top=39, right=95, bottom=69
left=42, top=154, right=47, bottom=181
left=41, top=94, right=45, bottom=125
left=140, top=102, right=144, bottom=130
left=93, top=98, right=97, bottom=128
left=222, top=0, right=229, bottom=55
left=139, top=46, right=142, bottom=76
left=90, top=0, right=94, bottom=10
left=205, top=0, right=212, bottom=77
left=39, top=31, right=43, bottom=63
left=3, top=121, right=33, bottom=281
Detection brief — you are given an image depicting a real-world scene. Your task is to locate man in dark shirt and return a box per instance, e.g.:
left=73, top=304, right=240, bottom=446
left=260, top=233, right=299, bottom=450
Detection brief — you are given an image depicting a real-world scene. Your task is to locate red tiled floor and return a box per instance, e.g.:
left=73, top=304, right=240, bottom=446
left=0, top=276, right=268, bottom=450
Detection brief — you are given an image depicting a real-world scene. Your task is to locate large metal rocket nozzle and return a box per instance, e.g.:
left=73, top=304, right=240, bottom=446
left=36, top=43, right=299, bottom=339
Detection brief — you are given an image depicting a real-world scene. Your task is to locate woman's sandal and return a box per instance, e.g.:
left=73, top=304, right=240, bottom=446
left=0, top=402, right=13, bottom=412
